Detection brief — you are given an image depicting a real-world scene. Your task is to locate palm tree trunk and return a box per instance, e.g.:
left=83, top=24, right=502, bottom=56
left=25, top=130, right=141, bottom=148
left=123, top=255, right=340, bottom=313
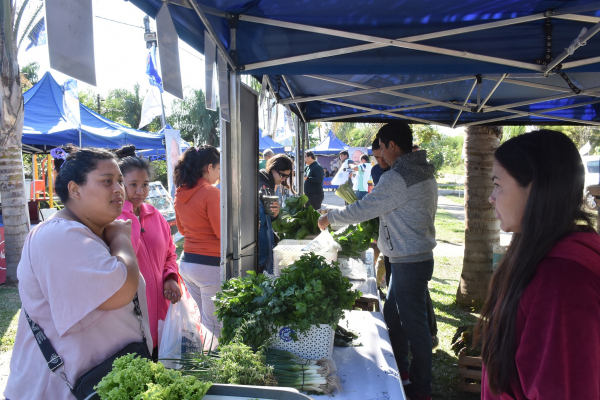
left=456, top=125, right=502, bottom=305
left=1, top=0, right=29, bottom=284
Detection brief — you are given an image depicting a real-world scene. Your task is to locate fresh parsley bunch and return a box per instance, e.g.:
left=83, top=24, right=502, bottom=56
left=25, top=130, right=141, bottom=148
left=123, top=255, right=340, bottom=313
left=214, top=254, right=361, bottom=349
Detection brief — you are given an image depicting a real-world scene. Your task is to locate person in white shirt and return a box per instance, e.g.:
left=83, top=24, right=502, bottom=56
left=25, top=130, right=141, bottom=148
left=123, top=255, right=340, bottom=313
left=352, top=154, right=372, bottom=200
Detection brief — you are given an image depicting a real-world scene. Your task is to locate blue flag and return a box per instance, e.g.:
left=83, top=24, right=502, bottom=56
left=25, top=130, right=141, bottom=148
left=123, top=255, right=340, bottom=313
left=146, top=45, right=163, bottom=93
left=26, top=18, right=47, bottom=51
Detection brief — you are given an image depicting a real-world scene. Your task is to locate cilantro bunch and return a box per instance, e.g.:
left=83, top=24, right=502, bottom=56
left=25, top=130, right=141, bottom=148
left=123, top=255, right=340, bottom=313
left=95, top=354, right=211, bottom=400
left=271, top=195, right=320, bottom=239
left=214, top=254, right=361, bottom=349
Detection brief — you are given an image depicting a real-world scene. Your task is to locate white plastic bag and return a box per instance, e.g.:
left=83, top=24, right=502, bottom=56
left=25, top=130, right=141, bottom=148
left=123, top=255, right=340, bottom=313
left=158, top=301, right=203, bottom=369
left=301, top=230, right=341, bottom=253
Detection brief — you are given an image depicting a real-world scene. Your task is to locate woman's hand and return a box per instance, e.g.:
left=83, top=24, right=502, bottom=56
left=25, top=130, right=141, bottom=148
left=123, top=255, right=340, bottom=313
left=271, top=200, right=280, bottom=218
left=104, top=219, right=132, bottom=245
left=163, top=279, right=182, bottom=304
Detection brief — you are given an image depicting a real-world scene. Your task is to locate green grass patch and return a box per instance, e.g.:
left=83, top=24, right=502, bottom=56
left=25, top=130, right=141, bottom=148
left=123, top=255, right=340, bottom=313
left=436, top=209, right=465, bottom=245
left=444, top=194, right=465, bottom=205
left=175, top=238, right=185, bottom=259
left=0, top=286, right=21, bottom=354
left=430, top=256, right=480, bottom=399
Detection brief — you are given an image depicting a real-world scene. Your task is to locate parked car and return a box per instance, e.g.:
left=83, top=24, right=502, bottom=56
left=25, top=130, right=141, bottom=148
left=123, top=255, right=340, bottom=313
left=146, top=181, right=178, bottom=235
left=582, top=156, right=600, bottom=210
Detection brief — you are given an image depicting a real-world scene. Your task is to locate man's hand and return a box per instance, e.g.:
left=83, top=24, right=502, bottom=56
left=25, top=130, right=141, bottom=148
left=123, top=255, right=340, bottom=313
left=318, top=214, right=330, bottom=230
left=163, top=279, right=182, bottom=304
left=271, top=201, right=280, bottom=218
left=304, top=176, right=307, bottom=181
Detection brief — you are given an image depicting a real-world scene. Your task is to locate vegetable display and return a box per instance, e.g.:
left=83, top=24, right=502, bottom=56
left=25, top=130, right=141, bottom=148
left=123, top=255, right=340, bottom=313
left=214, top=254, right=361, bottom=349
left=176, top=342, right=277, bottom=387
left=95, top=354, right=211, bottom=400
left=271, top=194, right=320, bottom=240
left=332, top=180, right=380, bottom=257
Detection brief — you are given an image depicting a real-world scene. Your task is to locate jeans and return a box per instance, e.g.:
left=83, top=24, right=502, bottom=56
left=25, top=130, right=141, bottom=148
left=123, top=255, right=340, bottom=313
left=384, top=259, right=434, bottom=396
left=355, top=190, right=368, bottom=200
left=179, top=260, right=223, bottom=342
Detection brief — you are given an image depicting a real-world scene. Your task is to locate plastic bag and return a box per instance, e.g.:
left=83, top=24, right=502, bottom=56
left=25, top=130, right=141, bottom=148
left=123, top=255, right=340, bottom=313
left=158, top=301, right=203, bottom=369
left=301, top=230, right=341, bottom=253
left=337, top=256, right=368, bottom=281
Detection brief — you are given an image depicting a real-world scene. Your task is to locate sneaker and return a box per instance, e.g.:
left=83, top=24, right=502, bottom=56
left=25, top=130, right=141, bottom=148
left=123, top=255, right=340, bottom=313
left=431, top=335, right=439, bottom=351
left=400, top=371, right=411, bottom=386
left=403, top=384, right=432, bottom=400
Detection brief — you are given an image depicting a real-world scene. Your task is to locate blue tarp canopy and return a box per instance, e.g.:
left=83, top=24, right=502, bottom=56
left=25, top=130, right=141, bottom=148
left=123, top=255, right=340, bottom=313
left=308, top=130, right=350, bottom=155
left=23, top=72, right=165, bottom=151
left=129, top=0, right=600, bottom=127
left=259, top=130, right=285, bottom=153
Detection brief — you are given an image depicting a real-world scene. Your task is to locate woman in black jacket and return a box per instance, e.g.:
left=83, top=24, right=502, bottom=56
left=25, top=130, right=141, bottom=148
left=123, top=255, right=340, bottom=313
left=258, top=154, right=294, bottom=273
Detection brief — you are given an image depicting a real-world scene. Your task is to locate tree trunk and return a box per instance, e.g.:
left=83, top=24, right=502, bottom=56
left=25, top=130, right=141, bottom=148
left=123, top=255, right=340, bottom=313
left=1, top=0, right=29, bottom=284
left=456, top=125, right=502, bottom=306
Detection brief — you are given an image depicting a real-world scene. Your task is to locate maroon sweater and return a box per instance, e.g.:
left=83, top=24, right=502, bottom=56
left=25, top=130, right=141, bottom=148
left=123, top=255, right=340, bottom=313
left=482, top=232, right=600, bottom=400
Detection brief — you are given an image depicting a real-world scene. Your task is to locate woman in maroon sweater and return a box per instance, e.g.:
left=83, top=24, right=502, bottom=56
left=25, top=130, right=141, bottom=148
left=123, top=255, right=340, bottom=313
left=478, top=129, right=600, bottom=399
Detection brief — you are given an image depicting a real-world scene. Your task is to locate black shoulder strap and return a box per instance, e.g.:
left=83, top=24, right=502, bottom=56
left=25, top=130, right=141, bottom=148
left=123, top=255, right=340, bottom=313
left=24, top=293, right=145, bottom=375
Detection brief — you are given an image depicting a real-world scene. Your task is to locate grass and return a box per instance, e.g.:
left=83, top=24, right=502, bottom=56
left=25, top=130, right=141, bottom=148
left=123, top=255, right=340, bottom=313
left=428, top=200, right=480, bottom=399
left=0, top=285, right=21, bottom=354
left=175, top=238, right=185, bottom=259
left=444, top=194, right=465, bottom=205
left=435, top=209, right=465, bottom=245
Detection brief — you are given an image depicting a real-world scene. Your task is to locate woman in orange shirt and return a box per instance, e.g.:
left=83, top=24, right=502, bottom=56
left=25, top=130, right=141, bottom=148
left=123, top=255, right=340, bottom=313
left=173, top=145, right=221, bottom=341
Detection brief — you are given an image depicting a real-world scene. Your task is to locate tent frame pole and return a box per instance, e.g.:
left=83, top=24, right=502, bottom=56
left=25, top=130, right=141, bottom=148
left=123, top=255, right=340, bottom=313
left=311, top=104, right=440, bottom=123
left=322, top=99, right=450, bottom=126
left=282, top=76, right=473, bottom=111
left=476, top=73, right=507, bottom=112
left=452, top=79, right=478, bottom=128
left=281, top=75, right=306, bottom=123
left=544, top=21, right=600, bottom=75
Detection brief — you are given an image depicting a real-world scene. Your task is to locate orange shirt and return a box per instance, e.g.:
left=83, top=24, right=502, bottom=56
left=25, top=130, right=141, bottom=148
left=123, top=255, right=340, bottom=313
left=174, top=177, right=220, bottom=257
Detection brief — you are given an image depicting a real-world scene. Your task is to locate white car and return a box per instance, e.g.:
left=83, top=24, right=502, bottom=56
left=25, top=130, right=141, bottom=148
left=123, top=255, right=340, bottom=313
left=582, top=156, right=600, bottom=210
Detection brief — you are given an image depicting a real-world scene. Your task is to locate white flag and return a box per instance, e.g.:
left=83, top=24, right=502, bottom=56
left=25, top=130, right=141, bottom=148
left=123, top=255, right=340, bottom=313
left=579, top=141, right=592, bottom=156
left=139, top=86, right=162, bottom=129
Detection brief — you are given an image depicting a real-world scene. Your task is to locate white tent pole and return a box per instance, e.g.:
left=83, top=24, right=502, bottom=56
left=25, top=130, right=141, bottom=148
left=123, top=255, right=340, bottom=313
left=476, top=73, right=507, bottom=112
left=281, top=75, right=306, bottom=123
left=482, top=92, right=579, bottom=113
left=562, top=56, right=600, bottom=70
left=322, top=99, right=451, bottom=126
left=544, top=21, right=600, bottom=75
left=451, top=79, right=478, bottom=128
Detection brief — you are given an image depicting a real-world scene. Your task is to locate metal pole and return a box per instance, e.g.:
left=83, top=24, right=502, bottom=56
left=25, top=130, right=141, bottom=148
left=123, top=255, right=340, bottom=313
left=229, top=24, right=242, bottom=279
left=294, top=117, right=302, bottom=195
left=158, top=90, right=167, bottom=128
left=544, top=21, right=600, bottom=75
left=451, top=79, right=478, bottom=128
left=476, top=73, right=507, bottom=112
left=47, top=155, right=54, bottom=209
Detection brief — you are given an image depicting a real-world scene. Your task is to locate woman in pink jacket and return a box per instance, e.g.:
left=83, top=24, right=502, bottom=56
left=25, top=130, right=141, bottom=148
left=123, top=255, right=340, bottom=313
left=116, top=145, right=181, bottom=359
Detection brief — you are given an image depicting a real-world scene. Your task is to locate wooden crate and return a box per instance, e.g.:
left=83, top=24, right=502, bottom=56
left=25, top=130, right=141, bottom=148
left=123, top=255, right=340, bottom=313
left=457, top=349, right=482, bottom=393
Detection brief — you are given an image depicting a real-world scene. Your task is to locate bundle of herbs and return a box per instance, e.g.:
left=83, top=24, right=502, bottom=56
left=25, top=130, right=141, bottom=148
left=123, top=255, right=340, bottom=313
left=271, top=194, right=321, bottom=239
left=214, top=254, right=361, bottom=349
left=335, top=181, right=357, bottom=204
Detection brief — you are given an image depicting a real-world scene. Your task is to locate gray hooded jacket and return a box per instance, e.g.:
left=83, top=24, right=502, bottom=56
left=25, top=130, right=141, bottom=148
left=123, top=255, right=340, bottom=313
left=327, top=151, right=437, bottom=263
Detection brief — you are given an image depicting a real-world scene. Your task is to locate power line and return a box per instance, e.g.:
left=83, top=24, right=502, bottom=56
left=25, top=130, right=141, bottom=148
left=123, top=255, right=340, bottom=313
left=180, top=46, right=204, bottom=61
left=95, top=15, right=144, bottom=29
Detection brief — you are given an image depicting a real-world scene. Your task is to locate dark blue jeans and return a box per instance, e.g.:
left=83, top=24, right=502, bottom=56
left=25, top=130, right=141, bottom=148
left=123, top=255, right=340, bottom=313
left=384, top=259, right=434, bottom=396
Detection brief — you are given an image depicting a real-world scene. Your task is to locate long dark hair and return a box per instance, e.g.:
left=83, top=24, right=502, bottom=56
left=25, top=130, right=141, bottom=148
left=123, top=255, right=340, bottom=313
left=54, top=146, right=117, bottom=203
left=115, top=144, right=153, bottom=179
left=476, top=130, right=596, bottom=394
left=173, top=145, right=220, bottom=188
left=266, top=153, right=294, bottom=191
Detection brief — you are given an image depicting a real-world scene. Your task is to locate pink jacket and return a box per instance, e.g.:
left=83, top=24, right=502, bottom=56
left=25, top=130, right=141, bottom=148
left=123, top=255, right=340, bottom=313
left=118, top=202, right=178, bottom=347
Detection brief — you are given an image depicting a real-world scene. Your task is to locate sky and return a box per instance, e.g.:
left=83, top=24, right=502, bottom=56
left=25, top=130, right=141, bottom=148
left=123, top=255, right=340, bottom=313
left=18, top=0, right=206, bottom=109
left=17, top=0, right=465, bottom=136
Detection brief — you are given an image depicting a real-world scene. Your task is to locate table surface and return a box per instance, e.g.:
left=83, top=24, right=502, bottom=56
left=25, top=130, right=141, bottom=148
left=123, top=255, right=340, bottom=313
left=312, top=310, right=406, bottom=400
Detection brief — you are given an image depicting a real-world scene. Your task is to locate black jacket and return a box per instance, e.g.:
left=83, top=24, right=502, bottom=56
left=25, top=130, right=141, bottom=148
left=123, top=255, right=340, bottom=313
left=304, top=161, right=324, bottom=196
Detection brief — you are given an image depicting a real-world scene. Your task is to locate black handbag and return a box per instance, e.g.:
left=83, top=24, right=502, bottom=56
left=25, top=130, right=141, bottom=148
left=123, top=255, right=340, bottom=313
left=25, top=294, right=151, bottom=400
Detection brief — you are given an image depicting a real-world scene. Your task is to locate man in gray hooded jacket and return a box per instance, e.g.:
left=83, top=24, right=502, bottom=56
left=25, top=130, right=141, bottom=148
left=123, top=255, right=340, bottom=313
left=318, top=122, right=437, bottom=400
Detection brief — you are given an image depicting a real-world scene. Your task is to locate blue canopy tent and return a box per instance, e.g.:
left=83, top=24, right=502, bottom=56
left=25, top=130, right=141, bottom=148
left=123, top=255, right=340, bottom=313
left=259, top=130, right=285, bottom=153
left=22, top=72, right=164, bottom=152
left=308, top=130, right=352, bottom=155
left=136, top=124, right=191, bottom=160
left=128, top=0, right=600, bottom=127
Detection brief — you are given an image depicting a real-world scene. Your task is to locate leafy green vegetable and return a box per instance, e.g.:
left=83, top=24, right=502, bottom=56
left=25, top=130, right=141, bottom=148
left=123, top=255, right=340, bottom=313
left=335, top=181, right=357, bottom=204
left=95, top=354, right=211, bottom=400
left=214, top=254, right=361, bottom=349
left=332, top=219, right=379, bottom=258
left=272, top=195, right=321, bottom=240
left=177, top=342, right=277, bottom=387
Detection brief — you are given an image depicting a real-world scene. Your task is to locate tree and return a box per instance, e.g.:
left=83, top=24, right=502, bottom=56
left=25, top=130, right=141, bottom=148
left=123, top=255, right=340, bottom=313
left=168, top=88, right=220, bottom=146
left=457, top=126, right=502, bottom=306
left=103, top=84, right=144, bottom=129
left=1, top=0, right=30, bottom=283
left=20, top=61, right=39, bottom=91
